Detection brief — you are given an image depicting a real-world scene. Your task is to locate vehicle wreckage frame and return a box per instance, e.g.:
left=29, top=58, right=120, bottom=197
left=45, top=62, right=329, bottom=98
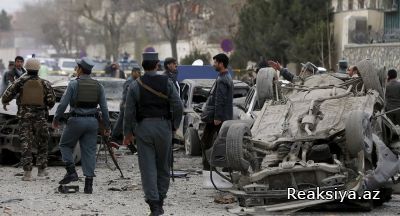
left=207, top=59, right=400, bottom=212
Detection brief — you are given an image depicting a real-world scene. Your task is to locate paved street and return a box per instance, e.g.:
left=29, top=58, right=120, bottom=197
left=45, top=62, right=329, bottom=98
left=0, top=151, right=400, bottom=216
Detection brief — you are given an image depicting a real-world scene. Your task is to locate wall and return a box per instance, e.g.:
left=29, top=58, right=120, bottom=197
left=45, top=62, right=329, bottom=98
left=343, top=42, right=400, bottom=70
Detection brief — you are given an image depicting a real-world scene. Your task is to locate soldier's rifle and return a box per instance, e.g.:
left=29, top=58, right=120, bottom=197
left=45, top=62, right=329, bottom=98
left=96, top=111, right=125, bottom=178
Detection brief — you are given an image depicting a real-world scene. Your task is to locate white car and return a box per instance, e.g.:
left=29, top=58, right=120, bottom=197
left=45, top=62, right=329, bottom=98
left=58, top=58, right=77, bottom=75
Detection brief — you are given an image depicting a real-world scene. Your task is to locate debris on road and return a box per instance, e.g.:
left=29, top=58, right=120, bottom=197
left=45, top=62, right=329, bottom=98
left=0, top=198, right=23, bottom=204
left=214, top=194, right=236, bottom=204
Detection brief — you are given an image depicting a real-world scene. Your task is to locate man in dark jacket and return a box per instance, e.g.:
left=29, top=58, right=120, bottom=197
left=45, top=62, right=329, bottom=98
left=200, top=53, right=233, bottom=171
left=163, top=57, right=179, bottom=94
left=386, top=69, right=400, bottom=125
left=111, top=65, right=141, bottom=146
left=108, top=63, right=126, bottom=79
left=8, top=56, right=27, bottom=82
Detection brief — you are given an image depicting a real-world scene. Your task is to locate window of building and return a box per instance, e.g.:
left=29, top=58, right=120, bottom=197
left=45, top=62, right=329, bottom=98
left=369, top=0, right=377, bottom=9
left=337, top=0, right=343, bottom=11
left=359, top=0, right=365, bottom=8
left=349, top=0, right=354, bottom=10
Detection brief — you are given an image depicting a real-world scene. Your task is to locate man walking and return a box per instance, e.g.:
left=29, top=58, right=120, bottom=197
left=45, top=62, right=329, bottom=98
left=111, top=66, right=141, bottom=147
left=52, top=57, right=111, bottom=194
left=386, top=69, right=400, bottom=125
left=200, top=53, right=233, bottom=180
left=2, top=58, right=56, bottom=181
left=123, top=52, right=183, bottom=215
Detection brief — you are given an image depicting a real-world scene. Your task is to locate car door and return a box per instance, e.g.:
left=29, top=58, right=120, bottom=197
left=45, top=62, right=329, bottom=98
left=176, top=82, right=191, bottom=139
left=239, top=87, right=256, bottom=120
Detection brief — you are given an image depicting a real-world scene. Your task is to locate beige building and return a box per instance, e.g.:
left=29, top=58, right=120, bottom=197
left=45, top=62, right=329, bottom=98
left=331, top=0, right=386, bottom=64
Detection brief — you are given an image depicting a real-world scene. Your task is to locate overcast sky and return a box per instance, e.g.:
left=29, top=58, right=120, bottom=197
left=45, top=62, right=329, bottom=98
left=0, top=0, right=34, bottom=13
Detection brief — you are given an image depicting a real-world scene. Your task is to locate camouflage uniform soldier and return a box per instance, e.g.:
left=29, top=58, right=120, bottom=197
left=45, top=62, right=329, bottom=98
left=1, top=58, right=56, bottom=181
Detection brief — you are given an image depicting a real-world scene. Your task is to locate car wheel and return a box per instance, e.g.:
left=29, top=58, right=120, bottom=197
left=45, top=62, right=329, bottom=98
left=345, top=110, right=373, bottom=158
left=184, top=128, right=201, bottom=156
left=374, top=187, right=393, bottom=207
left=256, top=67, right=275, bottom=106
left=72, top=142, right=81, bottom=164
left=356, top=59, right=384, bottom=97
left=226, top=123, right=252, bottom=172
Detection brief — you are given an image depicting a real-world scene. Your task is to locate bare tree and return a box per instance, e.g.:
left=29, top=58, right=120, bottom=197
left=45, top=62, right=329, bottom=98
left=15, top=0, right=84, bottom=56
left=201, top=0, right=244, bottom=43
left=141, top=0, right=198, bottom=59
left=80, top=0, right=137, bottom=61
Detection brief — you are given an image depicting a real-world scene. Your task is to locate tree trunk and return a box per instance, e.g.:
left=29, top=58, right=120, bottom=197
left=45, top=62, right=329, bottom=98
left=111, top=31, right=120, bottom=62
left=170, top=37, right=178, bottom=59
left=104, top=27, right=112, bottom=61
left=105, top=40, right=112, bottom=61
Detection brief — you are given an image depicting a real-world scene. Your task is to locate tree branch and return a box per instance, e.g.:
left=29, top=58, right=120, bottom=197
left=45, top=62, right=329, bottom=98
left=82, top=3, right=105, bottom=26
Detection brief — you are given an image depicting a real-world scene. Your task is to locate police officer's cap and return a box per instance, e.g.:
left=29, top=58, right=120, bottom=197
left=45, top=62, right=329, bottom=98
left=142, top=52, right=159, bottom=61
left=76, top=57, right=94, bottom=71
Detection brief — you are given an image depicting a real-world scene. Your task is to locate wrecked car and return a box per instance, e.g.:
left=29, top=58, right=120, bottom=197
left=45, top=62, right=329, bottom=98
left=176, top=79, right=250, bottom=156
left=208, top=60, right=400, bottom=213
left=0, top=77, right=123, bottom=164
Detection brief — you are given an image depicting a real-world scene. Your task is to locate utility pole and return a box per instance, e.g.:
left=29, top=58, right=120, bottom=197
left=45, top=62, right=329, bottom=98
left=327, top=2, right=332, bottom=70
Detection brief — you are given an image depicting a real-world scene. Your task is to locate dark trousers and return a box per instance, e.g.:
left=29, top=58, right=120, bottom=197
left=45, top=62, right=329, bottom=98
left=111, top=107, right=124, bottom=140
left=200, top=123, right=222, bottom=171
left=135, top=119, right=172, bottom=201
left=388, top=111, right=400, bottom=126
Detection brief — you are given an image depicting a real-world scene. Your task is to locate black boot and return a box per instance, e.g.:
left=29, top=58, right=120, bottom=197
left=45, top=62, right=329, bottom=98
left=159, top=194, right=165, bottom=215
left=59, top=164, right=78, bottom=185
left=84, top=177, right=93, bottom=194
left=159, top=198, right=164, bottom=215
left=127, top=143, right=137, bottom=154
left=146, top=200, right=163, bottom=216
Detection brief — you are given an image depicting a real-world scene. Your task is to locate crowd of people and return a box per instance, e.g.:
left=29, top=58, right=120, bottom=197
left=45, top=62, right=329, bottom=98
left=0, top=52, right=234, bottom=216
left=2, top=53, right=400, bottom=215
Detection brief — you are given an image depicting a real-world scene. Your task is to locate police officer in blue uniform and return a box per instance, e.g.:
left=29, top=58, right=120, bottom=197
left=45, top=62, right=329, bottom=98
left=52, top=57, right=111, bottom=194
left=123, top=52, right=183, bottom=216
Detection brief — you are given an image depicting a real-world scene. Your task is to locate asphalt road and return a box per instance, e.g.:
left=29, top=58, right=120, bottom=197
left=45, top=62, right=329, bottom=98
left=1, top=150, right=400, bottom=216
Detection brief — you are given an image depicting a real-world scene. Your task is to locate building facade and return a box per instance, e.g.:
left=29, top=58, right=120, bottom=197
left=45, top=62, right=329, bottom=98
left=331, top=0, right=386, bottom=64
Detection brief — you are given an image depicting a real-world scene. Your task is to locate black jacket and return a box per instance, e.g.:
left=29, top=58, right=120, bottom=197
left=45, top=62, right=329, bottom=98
left=163, top=70, right=180, bottom=94
left=205, top=72, right=233, bottom=122
left=109, top=69, right=126, bottom=79
left=8, top=67, right=26, bottom=82
left=386, top=79, right=400, bottom=111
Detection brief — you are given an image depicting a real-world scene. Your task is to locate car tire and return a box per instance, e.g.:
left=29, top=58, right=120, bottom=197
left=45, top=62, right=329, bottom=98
left=374, top=187, right=393, bottom=207
left=226, top=123, right=251, bottom=171
left=73, top=142, right=81, bottom=164
left=356, top=59, right=384, bottom=97
left=256, top=67, right=275, bottom=106
left=345, top=110, right=373, bottom=158
left=184, top=128, right=201, bottom=156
